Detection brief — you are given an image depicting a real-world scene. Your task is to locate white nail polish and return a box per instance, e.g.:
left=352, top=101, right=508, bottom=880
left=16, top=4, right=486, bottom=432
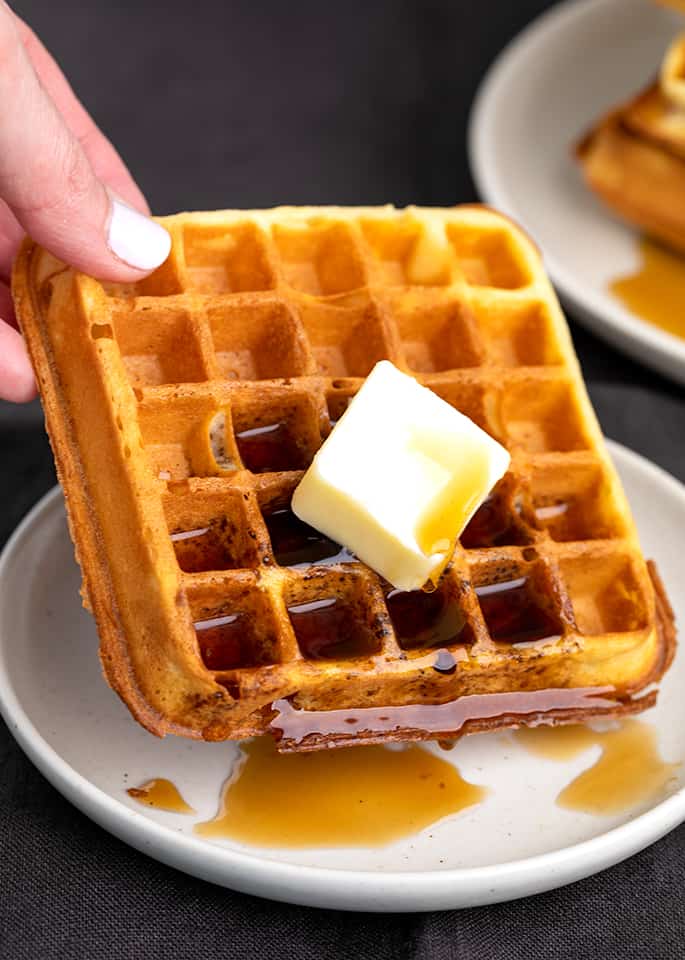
left=107, top=197, right=171, bottom=271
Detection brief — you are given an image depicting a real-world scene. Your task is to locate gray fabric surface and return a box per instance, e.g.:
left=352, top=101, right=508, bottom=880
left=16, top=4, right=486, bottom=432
left=2, top=1, right=685, bottom=957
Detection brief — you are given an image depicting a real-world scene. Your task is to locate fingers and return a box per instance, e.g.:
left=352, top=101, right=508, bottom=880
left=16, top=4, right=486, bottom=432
left=0, top=6, right=169, bottom=282
left=0, top=282, right=35, bottom=402
left=0, top=198, right=23, bottom=282
left=13, top=14, right=148, bottom=214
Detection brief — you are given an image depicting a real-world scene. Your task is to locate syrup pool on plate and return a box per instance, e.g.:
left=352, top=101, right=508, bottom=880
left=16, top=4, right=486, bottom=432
left=515, top=720, right=679, bottom=815
left=127, top=779, right=195, bottom=814
left=195, top=737, right=486, bottom=847
left=126, top=717, right=677, bottom=842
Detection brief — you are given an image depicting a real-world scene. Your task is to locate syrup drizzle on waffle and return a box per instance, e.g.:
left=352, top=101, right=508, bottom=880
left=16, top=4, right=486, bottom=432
left=269, top=686, right=621, bottom=751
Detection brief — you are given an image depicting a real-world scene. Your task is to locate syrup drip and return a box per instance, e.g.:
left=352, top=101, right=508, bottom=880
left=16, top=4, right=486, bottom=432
left=264, top=506, right=355, bottom=567
left=195, top=736, right=486, bottom=847
left=413, top=439, right=491, bottom=559
left=610, top=237, right=685, bottom=340
left=127, top=779, right=195, bottom=814
left=270, top=686, right=619, bottom=749
left=515, top=721, right=679, bottom=815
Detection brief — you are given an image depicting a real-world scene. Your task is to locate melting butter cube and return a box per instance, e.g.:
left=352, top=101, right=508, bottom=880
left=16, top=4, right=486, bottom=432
left=292, top=361, right=510, bottom=591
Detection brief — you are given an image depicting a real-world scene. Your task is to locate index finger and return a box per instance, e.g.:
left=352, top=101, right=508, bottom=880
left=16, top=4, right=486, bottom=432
left=13, top=13, right=149, bottom=214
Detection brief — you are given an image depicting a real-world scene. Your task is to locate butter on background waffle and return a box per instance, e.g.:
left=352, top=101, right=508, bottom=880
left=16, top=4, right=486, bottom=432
left=12, top=206, right=675, bottom=749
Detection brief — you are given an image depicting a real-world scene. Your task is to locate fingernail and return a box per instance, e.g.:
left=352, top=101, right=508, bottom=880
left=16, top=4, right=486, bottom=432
left=106, top=194, right=171, bottom=271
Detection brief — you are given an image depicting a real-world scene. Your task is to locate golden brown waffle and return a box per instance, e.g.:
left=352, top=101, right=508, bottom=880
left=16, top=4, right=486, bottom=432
left=12, top=205, right=675, bottom=750
left=577, top=35, right=685, bottom=252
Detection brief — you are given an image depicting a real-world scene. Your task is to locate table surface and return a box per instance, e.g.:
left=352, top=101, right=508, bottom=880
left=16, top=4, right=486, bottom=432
left=2, top=1, right=685, bottom=957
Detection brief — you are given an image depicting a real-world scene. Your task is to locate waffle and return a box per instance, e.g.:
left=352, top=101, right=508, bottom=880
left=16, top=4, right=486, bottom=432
left=577, top=35, right=685, bottom=253
left=12, top=205, right=675, bottom=750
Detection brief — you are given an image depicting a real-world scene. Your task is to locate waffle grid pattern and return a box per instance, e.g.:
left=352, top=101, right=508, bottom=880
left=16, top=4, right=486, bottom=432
left=101, top=210, right=648, bottom=693
left=18, top=206, right=663, bottom=740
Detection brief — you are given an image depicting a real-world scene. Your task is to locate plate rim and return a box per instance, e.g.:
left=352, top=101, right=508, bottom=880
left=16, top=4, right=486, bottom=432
left=467, top=0, right=685, bottom=384
left=0, top=441, right=684, bottom=911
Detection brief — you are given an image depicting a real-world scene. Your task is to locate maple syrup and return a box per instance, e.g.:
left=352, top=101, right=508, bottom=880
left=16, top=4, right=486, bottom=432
left=287, top=597, right=380, bottom=660
left=270, top=686, right=619, bottom=749
left=171, top=519, right=239, bottom=572
left=385, top=586, right=469, bottom=651
left=412, top=437, right=491, bottom=558
left=610, top=237, right=685, bottom=339
left=461, top=492, right=529, bottom=549
left=195, top=736, right=486, bottom=847
left=515, top=721, right=679, bottom=815
left=476, top=576, right=562, bottom=645
left=127, top=778, right=195, bottom=814
left=264, top=506, right=355, bottom=567
left=194, top=612, right=264, bottom=670
left=235, top=421, right=306, bottom=473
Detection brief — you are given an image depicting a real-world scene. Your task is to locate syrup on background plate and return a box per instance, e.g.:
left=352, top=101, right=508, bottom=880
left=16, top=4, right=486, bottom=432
left=610, top=238, right=685, bottom=339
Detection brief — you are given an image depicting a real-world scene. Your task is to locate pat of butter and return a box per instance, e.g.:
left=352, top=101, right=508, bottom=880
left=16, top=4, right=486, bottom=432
left=292, top=361, right=510, bottom=591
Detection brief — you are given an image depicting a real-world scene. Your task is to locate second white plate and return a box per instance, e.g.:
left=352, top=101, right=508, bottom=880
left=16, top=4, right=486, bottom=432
left=469, top=0, right=685, bottom=384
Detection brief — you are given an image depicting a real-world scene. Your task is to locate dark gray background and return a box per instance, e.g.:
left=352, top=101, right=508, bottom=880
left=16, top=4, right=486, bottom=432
left=3, top=0, right=683, bottom=398
left=3, top=2, right=685, bottom=958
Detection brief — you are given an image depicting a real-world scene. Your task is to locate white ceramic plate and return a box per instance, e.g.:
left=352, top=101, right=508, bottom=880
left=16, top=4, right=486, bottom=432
left=469, top=0, right=685, bottom=384
left=0, top=441, right=684, bottom=912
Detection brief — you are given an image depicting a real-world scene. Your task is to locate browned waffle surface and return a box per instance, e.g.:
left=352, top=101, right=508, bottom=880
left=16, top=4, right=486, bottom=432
left=12, top=205, right=675, bottom=747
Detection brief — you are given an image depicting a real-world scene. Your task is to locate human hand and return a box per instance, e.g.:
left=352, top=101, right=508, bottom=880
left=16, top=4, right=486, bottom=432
left=0, top=3, right=171, bottom=402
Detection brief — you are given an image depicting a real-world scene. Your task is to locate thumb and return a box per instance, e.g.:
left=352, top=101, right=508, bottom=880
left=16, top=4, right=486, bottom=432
left=0, top=6, right=170, bottom=281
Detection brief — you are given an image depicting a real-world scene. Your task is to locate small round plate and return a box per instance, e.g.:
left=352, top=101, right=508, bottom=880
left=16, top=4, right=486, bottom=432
left=469, top=0, right=685, bottom=384
left=0, top=442, right=684, bottom=912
